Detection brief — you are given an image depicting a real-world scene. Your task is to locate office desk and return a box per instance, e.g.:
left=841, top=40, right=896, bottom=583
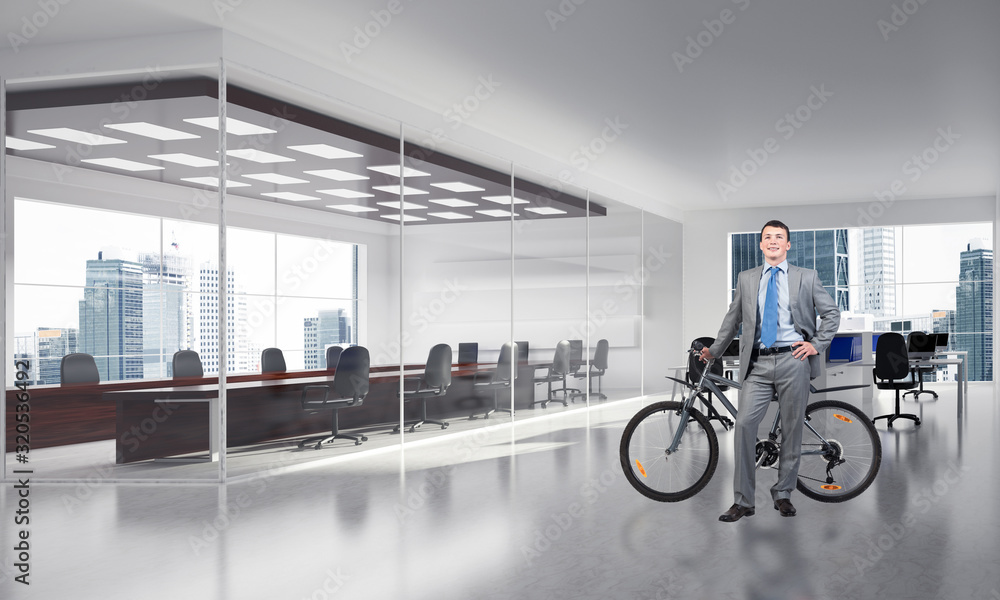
left=910, top=354, right=966, bottom=403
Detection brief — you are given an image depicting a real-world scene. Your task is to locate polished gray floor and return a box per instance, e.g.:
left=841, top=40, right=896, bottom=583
left=1, top=383, right=998, bottom=600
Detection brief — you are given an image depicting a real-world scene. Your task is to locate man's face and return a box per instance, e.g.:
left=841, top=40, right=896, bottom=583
left=759, top=226, right=790, bottom=264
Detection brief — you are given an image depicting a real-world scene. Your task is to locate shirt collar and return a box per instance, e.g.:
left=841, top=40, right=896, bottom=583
left=764, top=259, right=788, bottom=275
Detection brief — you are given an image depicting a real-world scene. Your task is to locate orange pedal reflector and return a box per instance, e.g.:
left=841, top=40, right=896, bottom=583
left=635, top=460, right=647, bottom=478
left=834, top=414, right=853, bottom=423
left=821, top=484, right=842, bottom=491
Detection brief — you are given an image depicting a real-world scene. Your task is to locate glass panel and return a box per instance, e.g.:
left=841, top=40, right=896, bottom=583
left=642, top=212, right=684, bottom=397
left=900, top=223, right=993, bottom=284
left=5, top=66, right=223, bottom=481
left=399, top=124, right=512, bottom=441
left=512, top=175, right=588, bottom=418
left=588, top=196, right=643, bottom=401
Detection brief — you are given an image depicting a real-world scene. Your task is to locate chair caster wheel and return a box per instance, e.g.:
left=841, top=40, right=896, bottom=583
left=361, top=436, right=369, bottom=442
left=442, top=424, right=449, bottom=429
left=314, top=442, right=323, bottom=450
left=354, top=440, right=362, bottom=446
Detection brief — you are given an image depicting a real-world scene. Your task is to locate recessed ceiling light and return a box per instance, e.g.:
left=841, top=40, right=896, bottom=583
left=244, top=173, right=310, bottom=185
left=6, top=136, right=55, bottom=150
left=429, top=198, right=478, bottom=208
left=288, top=144, right=362, bottom=159
left=430, top=181, right=486, bottom=193
left=327, top=204, right=378, bottom=213
left=181, top=176, right=251, bottom=188
left=376, top=201, right=427, bottom=210
left=262, top=192, right=320, bottom=201
left=524, top=206, right=567, bottom=215
left=304, top=169, right=369, bottom=181
left=104, top=122, right=199, bottom=141
left=28, top=128, right=126, bottom=146
left=317, top=189, right=375, bottom=198
left=227, top=149, right=295, bottom=163
left=381, top=213, right=426, bottom=222
left=428, top=212, right=473, bottom=220
left=367, top=165, right=431, bottom=178
left=149, top=153, right=218, bottom=167
left=183, top=117, right=276, bottom=136
left=476, top=209, right=518, bottom=218
left=372, top=184, right=428, bottom=196
left=81, top=157, right=165, bottom=172
left=482, top=195, right=529, bottom=205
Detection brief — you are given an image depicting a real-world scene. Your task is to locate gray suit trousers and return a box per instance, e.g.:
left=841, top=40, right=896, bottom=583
left=733, top=352, right=811, bottom=508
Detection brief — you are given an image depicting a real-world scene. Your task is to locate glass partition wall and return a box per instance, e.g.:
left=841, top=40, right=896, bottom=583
left=3, top=62, right=683, bottom=483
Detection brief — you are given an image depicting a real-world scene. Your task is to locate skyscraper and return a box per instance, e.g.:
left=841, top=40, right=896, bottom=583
left=78, top=250, right=144, bottom=381
left=304, top=309, right=352, bottom=369
left=36, top=327, right=79, bottom=385
left=955, top=239, right=993, bottom=381
left=140, top=250, right=191, bottom=378
left=861, top=227, right=896, bottom=317
left=195, top=263, right=249, bottom=375
left=731, top=228, right=849, bottom=311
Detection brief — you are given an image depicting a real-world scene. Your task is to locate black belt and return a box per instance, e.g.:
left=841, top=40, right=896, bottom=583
left=751, top=346, right=793, bottom=358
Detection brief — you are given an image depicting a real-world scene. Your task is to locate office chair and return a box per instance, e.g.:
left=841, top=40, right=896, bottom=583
left=564, top=339, right=584, bottom=401
left=60, top=353, right=100, bottom=385
left=532, top=340, right=571, bottom=408
left=457, top=342, right=479, bottom=364
left=172, top=350, right=204, bottom=379
left=326, top=346, right=343, bottom=370
left=688, top=336, right=734, bottom=429
left=872, top=332, right=921, bottom=428
left=298, top=346, right=371, bottom=448
left=395, top=343, right=453, bottom=433
left=570, top=339, right=609, bottom=402
left=903, top=331, right=939, bottom=401
left=261, top=347, right=286, bottom=373
left=470, top=342, right=517, bottom=419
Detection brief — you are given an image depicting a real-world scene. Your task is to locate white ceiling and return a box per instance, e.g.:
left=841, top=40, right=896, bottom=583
left=3, top=0, right=999, bottom=215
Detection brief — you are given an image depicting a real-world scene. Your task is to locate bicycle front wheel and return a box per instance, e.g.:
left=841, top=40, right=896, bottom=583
left=796, top=400, right=881, bottom=502
left=620, top=401, right=719, bottom=502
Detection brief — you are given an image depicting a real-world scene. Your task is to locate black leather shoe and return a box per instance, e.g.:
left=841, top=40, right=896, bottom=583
left=774, top=498, right=796, bottom=517
left=719, top=504, right=755, bottom=522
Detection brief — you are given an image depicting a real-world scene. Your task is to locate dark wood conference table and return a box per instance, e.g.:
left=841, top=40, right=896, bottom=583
left=6, top=361, right=553, bottom=463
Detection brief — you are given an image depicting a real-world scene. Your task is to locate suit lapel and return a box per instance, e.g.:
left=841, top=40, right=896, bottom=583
left=788, top=265, right=802, bottom=328
left=745, top=265, right=765, bottom=329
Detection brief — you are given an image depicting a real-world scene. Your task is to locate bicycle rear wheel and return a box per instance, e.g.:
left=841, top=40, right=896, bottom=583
left=620, top=401, right=719, bottom=502
left=796, top=400, right=881, bottom=502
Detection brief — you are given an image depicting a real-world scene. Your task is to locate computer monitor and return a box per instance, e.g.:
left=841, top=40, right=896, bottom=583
left=568, top=340, right=584, bottom=367
left=907, top=331, right=936, bottom=359
left=828, top=336, right=856, bottom=363
left=933, top=332, right=949, bottom=351
left=457, top=342, right=478, bottom=364
left=515, top=341, right=529, bottom=361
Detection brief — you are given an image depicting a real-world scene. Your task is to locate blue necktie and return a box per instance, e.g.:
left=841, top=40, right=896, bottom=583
left=761, top=267, right=779, bottom=348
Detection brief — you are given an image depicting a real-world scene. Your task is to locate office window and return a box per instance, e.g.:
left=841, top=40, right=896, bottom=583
left=728, top=222, right=993, bottom=381
left=13, top=198, right=362, bottom=382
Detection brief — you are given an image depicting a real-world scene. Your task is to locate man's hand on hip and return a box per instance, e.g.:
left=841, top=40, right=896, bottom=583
left=791, top=341, right=817, bottom=360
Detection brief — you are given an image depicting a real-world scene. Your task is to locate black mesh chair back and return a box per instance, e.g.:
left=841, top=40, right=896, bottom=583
left=687, top=337, right=725, bottom=389
left=423, top=343, right=453, bottom=392
left=326, top=346, right=343, bottom=370
left=457, top=342, right=478, bottom=364
left=552, top=340, right=571, bottom=376
left=333, top=346, right=370, bottom=402
left=61, top=353, right=100, bottom=385
left=568, top=339, right=584, bottom=369
left=261, top=347, right=286, bottom=373
left=875, top=333, right=910, bottom=380
left=495, top=342, right=517, bottom=383
left=172, top=350, right=204, bottom=378
left=592, top=339, right=610, bottom=371
left=515, top=341, right=529, bottom=361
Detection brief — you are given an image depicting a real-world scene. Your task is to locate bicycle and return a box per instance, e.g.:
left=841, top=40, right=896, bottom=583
left=620, top=341, right=881, bottom=503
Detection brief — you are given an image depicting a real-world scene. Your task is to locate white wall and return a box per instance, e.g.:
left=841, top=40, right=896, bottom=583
left=683, top=195, right=996, bottom=354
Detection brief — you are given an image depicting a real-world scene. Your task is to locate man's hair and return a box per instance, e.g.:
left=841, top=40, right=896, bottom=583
left=760, top=220, right=790, bottom=241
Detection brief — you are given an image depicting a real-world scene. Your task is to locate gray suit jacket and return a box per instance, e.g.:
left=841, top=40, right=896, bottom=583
left=709, top=264, right=840, bottom=382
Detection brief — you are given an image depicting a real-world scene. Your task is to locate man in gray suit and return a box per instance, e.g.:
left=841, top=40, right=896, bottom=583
left=700, top=220, right=840, bottom=522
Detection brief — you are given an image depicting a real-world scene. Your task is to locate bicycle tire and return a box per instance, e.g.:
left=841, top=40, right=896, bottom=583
left=620, top=401, right=719, bottom=502
left=796, top=400, right=881, bottom=502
